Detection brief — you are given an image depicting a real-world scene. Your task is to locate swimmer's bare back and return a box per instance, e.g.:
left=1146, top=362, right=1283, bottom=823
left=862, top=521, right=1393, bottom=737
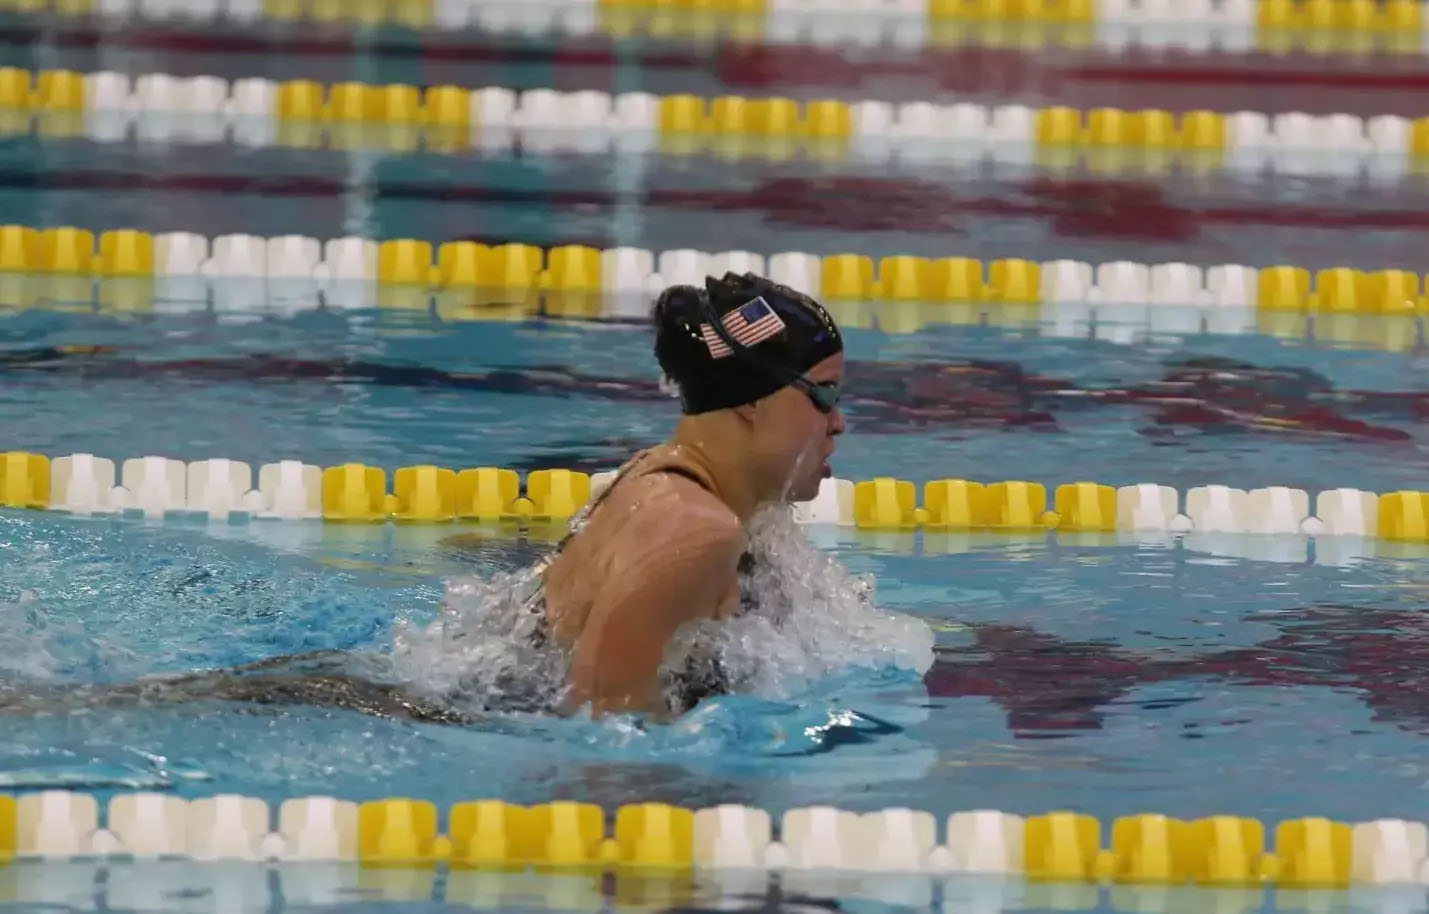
left=541, top=446, right=746, bottom=716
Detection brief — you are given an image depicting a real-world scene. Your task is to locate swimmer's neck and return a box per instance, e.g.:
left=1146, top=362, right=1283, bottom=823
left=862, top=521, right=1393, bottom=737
left=667, top=420, right=767, bottom=524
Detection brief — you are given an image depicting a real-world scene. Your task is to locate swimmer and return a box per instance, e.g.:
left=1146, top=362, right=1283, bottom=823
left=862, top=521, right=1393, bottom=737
left=529, top=270, right=845, bottom=716
left=0, top=272, right=845, bottom=723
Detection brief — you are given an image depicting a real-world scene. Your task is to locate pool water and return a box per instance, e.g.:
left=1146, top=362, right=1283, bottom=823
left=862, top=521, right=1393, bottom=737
left=2, top=7, right=1429, bottom=914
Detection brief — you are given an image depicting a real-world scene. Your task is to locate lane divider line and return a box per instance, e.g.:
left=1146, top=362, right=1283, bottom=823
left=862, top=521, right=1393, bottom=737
left=4, top=69, right=1429, bottom=175
left=1, top=791, right=1425, bottom=887
left=1, top=225, right=1427, bottom=316
left=2, top=452, right=1425, bottom=563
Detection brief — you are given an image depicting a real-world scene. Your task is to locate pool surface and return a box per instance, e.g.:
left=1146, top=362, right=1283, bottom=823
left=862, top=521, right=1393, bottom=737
left=2, top=3, right=1429, bottom=912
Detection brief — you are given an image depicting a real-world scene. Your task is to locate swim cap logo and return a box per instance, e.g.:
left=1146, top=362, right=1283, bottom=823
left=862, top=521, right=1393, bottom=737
left=699, top=296, right=786, bottom=360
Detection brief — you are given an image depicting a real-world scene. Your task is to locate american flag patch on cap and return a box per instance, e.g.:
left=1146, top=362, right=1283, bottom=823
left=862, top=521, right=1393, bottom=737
left=700, top=296, right=786, bottom=359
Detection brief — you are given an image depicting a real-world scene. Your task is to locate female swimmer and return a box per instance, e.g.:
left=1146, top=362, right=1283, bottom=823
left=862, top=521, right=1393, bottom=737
left=527, top=270, right=845, bottom=715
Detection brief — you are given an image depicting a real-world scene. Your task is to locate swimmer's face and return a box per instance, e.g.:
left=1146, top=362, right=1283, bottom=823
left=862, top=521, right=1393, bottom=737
left=753, top=353, right=846, bottom=503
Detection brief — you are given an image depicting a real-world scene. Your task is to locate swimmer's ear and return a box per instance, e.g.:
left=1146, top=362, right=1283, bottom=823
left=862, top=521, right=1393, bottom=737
left=730, top=400, right=760, bottom=427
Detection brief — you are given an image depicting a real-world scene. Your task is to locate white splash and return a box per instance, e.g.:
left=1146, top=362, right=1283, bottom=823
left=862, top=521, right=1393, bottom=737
left=390, top=561, right=569, bottom=714
left=666, top=508, right=934, bottom=700
left=391, top=507, right=933, bottom=715
left=0, top=584, right=141, bottom=684
left=0, top=590, right=67, bottom=680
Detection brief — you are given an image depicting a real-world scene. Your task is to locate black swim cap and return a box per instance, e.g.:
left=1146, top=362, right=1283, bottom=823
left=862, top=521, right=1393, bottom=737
left=653, top=271, right=843, bottom=415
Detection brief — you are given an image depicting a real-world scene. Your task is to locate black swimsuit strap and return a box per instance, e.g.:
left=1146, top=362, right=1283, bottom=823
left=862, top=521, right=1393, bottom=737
left=652, top=465, right=715, bottom=494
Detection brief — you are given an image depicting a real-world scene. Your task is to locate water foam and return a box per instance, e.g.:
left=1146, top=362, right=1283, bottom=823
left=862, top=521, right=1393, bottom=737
left=665, top=508, right=933, bottom=698
left=390, top=559, right=567, bottom=714
left=391, top=507, right=934, bottom=716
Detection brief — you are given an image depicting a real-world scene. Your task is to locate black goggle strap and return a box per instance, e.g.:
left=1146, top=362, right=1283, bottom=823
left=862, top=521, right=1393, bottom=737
left=697, top=296, right=838, bottom=414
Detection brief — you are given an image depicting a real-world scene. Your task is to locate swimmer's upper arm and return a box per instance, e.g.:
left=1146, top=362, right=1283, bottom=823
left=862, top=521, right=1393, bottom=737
left=566, top=479, right=742, bottom=715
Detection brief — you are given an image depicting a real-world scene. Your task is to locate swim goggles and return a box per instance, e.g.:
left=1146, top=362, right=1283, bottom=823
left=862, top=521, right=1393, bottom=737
left=696, top=294, right=842, bottom=414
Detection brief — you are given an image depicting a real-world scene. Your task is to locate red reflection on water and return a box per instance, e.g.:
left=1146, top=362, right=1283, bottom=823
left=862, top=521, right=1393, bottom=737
left=6, top=350, right=1421, bottom=442
left=927, top=604, right=1429, bottom=736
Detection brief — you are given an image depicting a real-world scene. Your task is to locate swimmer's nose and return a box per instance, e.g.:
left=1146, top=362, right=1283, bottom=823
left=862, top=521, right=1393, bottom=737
left=829, top=407, right=846, bottom=436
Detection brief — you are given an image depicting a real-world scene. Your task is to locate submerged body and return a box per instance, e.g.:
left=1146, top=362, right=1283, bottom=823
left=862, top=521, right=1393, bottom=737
left=0, top=444, right=819, bottom=722
left=0, top=650, right=475, bottom=724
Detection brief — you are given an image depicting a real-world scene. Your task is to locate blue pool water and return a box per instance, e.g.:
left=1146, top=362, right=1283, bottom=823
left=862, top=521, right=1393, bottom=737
left=2, top=9, right=1429, bottom=914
